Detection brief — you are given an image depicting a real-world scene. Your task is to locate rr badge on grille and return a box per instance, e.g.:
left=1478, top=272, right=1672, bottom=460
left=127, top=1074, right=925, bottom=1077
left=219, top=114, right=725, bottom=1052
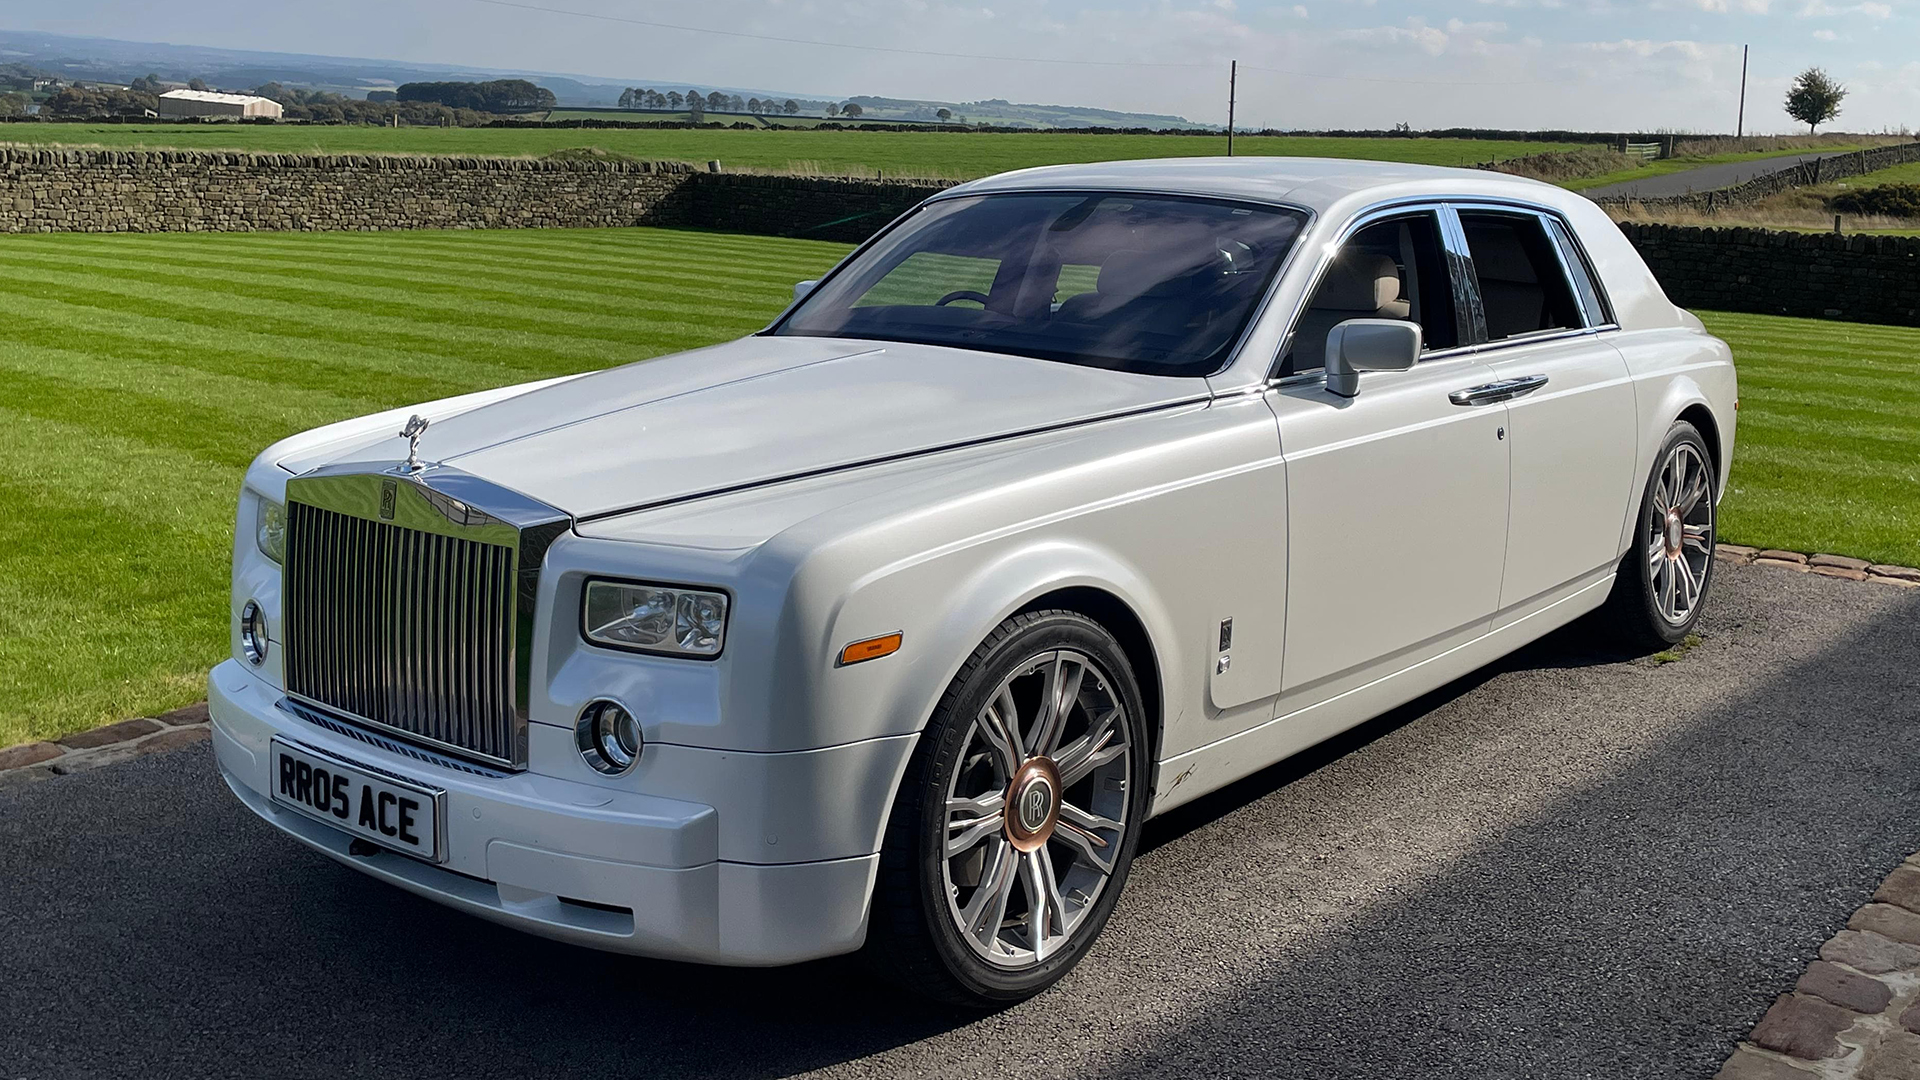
left=379, top=480, right=397, bottom=521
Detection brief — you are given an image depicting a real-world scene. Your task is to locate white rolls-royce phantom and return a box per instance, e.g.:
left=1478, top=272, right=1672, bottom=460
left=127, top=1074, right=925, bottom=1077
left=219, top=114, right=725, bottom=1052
left=212, top=157, right=1735, bottom=1005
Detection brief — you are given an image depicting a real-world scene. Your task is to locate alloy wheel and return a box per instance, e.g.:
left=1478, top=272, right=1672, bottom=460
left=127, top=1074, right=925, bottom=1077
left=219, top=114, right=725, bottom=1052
left=1646, top=440, right=1715, bottom=625
left=940, top=649, right=1132, bottom=968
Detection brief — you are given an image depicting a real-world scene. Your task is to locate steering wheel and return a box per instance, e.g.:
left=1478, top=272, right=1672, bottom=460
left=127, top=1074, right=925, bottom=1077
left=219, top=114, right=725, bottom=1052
left=934, top=290, right=991, bottom=308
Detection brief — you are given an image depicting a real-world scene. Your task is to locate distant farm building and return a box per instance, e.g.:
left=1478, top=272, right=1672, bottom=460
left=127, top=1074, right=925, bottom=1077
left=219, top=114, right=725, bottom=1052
left=156, top=90, right=283, bottom=120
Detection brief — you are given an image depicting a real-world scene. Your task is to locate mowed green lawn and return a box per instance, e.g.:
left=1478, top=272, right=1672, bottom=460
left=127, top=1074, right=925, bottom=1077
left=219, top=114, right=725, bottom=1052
left=1, top=228, right=1913, bottom=748
left=0, top=125, right=1578, bottom=178
left=0, top=226, right=844, bottom=748
left=1699, top=311, right=1920, bottom=565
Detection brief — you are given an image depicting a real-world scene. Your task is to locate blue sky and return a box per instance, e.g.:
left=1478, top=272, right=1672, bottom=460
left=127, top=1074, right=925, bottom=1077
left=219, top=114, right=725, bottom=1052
left=15, top=0, right=1919, bottom=131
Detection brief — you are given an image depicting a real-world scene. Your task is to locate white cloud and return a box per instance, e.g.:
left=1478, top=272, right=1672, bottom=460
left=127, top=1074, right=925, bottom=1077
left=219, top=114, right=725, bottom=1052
left=1797, top=0, right=1892, bottom=14
left=1291, top=4, right=1309, bottom=16
left=1338, top=20, right=1454, bottom=55
left=1813, top=26, right=1839, bottom=36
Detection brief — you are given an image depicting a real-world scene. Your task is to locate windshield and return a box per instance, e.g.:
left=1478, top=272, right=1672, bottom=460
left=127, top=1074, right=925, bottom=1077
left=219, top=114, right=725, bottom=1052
left=771, top=193, right=1309, bottom=377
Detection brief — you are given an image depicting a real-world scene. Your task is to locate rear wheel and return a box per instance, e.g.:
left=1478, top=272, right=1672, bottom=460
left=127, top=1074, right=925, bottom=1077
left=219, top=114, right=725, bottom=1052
left=863, top=610, right=1150, bottom=1007
left=1603, top=421, right=1717, bottom=648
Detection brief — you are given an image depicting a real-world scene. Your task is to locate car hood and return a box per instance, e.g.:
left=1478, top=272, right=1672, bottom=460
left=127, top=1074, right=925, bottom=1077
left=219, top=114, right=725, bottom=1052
left=276, top=336, right=1206, bottom=519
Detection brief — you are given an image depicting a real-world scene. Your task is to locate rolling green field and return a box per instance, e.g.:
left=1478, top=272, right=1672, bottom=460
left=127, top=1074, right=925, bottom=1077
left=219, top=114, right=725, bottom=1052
left=1, top=227, right=1912, bottom=748
left=0, top=125, right=1578, bottom=178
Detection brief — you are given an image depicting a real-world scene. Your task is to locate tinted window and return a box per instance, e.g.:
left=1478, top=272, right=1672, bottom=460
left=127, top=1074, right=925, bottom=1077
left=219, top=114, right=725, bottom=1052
left=1280, top=212, right=1457, bottom=376
left=775, top=193, right=1309, bottom=377
left=1458, top=211, right=1584, bottom=343
left=1545, top=216, right=1611, bottom=326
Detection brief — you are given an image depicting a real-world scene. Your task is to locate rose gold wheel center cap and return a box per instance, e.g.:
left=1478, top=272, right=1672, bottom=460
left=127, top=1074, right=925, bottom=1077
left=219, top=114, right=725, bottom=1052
left=1004, top=757, right=1061, bottom=853
left=1664, top=510, right=1684, bottom=556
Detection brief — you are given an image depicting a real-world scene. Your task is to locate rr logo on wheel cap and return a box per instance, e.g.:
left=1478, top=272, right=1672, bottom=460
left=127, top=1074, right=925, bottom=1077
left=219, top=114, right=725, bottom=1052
left=1005, top=759, right=1061, bottom=852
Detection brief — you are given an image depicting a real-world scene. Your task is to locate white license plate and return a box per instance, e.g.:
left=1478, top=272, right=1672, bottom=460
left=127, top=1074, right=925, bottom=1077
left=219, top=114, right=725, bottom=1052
left=270, top=738, right=444, bottom=862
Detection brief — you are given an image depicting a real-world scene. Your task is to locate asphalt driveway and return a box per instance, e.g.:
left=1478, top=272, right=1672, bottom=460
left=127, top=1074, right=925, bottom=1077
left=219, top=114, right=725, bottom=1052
left=1583, top=149, right=1865, bottom=200
left=4, top=562, right=1918, bottom=1080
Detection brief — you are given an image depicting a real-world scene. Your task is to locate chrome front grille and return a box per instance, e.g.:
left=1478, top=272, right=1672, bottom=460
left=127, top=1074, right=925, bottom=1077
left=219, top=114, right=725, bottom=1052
left=283, top=499, right=520, bottom=768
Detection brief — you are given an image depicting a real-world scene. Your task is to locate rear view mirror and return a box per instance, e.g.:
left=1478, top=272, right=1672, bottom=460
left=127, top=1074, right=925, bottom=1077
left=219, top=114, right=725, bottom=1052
left=793, top=280, right=820, bottom=303
left=1325, top=319, right=1421, bottom=397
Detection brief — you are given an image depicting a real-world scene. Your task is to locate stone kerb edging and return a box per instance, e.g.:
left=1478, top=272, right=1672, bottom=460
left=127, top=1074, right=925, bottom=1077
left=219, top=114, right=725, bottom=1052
left=0, top=145, right=697, bottom=174
left=0, top=703, right=210, bottom=792
left=1715, top=856, right=1920, bottom=1079
left=1714, top=545, right=1920, bottom=587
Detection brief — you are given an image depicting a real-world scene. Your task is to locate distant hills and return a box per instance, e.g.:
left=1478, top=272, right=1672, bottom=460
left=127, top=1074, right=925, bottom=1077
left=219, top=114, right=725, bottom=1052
left=0, top=29, right=1208, bottom=129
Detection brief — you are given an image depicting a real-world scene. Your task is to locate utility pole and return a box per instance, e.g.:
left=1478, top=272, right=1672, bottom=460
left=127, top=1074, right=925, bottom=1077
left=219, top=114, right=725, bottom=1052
left=1737, top=44, right=1749, bottom=138
left=1227, top=60, right=1237, bottom=157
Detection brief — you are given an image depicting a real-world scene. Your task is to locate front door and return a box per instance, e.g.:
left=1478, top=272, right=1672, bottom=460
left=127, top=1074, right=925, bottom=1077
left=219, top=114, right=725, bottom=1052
left=1268, top=207, right=1511, bottom=697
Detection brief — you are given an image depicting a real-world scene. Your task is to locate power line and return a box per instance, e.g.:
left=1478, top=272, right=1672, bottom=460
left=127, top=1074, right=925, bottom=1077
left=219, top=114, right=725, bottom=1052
left=1236, top=62, right=1581, bottom=88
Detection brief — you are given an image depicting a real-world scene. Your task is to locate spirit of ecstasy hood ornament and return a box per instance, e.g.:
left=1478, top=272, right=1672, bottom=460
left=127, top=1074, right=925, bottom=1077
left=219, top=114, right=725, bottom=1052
left=400, top=414, right=430, bottom=473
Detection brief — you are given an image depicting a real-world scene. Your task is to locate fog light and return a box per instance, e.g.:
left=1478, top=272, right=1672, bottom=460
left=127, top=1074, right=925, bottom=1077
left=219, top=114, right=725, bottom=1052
left=240, top=600, right=268, bottom=665
left=576, top=700, right=642, bottom=775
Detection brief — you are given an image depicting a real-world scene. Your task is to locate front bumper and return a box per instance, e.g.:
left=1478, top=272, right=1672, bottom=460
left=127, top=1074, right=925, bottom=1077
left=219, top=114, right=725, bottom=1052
left=209, top=660, right=912, bottom=966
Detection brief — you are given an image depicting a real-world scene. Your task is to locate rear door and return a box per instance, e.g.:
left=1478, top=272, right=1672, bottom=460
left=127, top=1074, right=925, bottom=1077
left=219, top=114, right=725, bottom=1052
left=1449, top=205, right=1639, bottom=616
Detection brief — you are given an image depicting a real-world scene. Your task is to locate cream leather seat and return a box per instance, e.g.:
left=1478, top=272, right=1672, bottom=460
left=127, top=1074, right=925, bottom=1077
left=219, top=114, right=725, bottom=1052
left=1284, top=254, right=1412, bottom=375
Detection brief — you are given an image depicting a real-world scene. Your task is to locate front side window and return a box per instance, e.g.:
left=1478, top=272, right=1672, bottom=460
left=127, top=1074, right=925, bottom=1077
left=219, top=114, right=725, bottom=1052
left=774, top=193, right=1309, bottom=377
left=1279, top=211, right=1457, bottom=376
left=1458, top=211, right=1585, bottom=343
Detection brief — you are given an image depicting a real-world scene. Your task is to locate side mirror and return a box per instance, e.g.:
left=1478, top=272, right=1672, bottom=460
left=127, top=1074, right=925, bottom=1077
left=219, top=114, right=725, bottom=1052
left=1324, top=319, right=1421, bottom=397
left=793, top=279, right=820, bottom=303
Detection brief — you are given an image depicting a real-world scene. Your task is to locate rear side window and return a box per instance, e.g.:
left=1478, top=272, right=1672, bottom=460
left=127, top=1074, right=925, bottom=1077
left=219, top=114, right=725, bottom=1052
left=1458, top=211, right=1584, bottom=343
left=1544, top=217, right=1612, bottom=326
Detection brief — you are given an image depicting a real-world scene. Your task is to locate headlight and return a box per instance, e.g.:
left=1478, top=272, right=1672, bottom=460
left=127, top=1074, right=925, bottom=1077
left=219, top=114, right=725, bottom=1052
left=582, top=579, right=728, bottom=658
left=257, top=499, right=287, bottom=564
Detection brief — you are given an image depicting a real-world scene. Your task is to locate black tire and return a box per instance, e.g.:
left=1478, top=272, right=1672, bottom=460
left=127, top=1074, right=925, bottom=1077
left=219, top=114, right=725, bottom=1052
left=1602, top=420, right=1717, bottom=649
left=862, top=610, right=1151, bottom=1007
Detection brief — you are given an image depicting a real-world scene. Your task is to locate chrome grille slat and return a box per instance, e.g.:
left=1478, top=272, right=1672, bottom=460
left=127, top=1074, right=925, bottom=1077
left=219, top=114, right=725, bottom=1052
left=284, top=501, right=519, bottom=769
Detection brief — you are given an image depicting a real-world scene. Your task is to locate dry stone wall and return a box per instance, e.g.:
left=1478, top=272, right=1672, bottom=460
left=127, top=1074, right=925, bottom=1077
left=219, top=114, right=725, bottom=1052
left=1617, top=221, right=1920, bottom=327
left=0, top=147, right=699, bottom=233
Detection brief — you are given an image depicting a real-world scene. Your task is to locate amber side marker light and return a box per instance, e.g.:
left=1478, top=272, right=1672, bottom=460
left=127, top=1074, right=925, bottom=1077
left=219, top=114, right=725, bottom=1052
left=838, top=632, right=904, bottom=667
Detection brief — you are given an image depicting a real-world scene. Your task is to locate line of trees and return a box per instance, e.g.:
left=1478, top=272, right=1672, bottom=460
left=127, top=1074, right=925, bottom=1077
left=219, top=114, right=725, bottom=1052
left=615, top=87, right=874, bottom=118
left=395, top=79, right=555, bottom=113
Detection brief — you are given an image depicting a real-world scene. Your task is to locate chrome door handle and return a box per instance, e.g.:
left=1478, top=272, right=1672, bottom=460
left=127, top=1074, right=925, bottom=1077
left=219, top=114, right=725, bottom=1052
left=1448, top=374, right=1549, bottom=407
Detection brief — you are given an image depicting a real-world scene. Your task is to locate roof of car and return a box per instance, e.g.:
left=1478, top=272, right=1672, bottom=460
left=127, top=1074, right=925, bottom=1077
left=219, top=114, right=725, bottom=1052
left=940, top=156, right=1570, bottom=215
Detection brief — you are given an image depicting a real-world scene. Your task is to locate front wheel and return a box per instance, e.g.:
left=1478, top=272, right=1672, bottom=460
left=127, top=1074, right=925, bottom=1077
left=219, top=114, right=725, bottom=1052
left=863, top=610, right=1151, bottom=1007
left=1602, top=420, right=1717, bottom=648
